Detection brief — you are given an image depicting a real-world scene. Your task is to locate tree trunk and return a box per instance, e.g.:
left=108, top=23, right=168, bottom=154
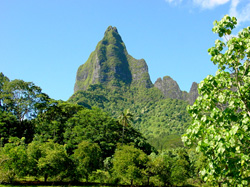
left=86, top=174, right=89, bottom=183
left=122, top=124, right=125, bottom=145
left=44, top=173, right=48, bottom=182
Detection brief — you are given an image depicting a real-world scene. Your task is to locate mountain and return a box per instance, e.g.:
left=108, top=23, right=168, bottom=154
left=154, top=76, right=198, bottom=105
left=70, top=26, right=198, bottom=150
left=74, top=26, right=153, bottom=92
left=187, top=82, right=199, bottom=104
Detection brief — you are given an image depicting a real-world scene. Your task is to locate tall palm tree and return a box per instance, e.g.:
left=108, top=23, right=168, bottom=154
left=118, top=109, right=133, bottom=145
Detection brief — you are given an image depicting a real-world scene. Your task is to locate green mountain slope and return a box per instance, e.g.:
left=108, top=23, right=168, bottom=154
left=70, top=26, right=196, bottom=150
left=74, top=26, right=152, bottom=92
left=69, top=84, right=191, bottom=150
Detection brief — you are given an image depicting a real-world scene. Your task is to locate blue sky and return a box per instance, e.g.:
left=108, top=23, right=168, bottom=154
left=1, top=0, right=250, bottom=101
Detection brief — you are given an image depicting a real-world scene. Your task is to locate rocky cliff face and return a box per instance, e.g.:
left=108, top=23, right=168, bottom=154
left=154, top=76, right=183, bottom=100
left=74, top=26, right=198, bottom=104
left=74, top=26, right=152, bottom=92
left=187, top=82, right=199, bottom=104
left=154, top=76, right=198, bottom=104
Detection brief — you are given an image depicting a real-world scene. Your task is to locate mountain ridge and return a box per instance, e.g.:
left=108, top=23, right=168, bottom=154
left=74, top=26, right=153, bottom=92
left=70, top=26, right=198, bottom=149
left=154, top=76, right=198, bottom=104
left=74, top=26, right=198, bottom=104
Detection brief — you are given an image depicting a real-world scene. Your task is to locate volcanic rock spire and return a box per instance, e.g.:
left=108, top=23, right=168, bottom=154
left=74, top=26, right=153, bottom=92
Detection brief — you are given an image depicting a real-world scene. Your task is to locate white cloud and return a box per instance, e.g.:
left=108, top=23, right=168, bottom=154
left=229, top=0, right=250, bottom=25
left=193, top=0, right=230, bottom=9
left=193, top=0, right=250, bottom=24
left=165, top=0, right=183, bottom=5
left=165, top=0, right=250, bottom=25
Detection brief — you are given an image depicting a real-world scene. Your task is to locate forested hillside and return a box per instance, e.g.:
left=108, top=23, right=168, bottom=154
left=69, top=26, right=196, bottom=150
left=0, top=72, right=156, bottom=183
left=0, top=72, right=205, bottom=186
left=69, top=84, right=191, bottom=150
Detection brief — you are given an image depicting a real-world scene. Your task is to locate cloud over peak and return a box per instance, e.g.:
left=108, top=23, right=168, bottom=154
left=165, top=0, right=250, bottom=25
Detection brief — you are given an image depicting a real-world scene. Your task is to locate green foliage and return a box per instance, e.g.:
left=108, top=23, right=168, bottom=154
left=73, top=140, right=101, bottom=182
left=137, top=98, right=191, bottom=149
left=188, top=148, right=207, bottom=181
left=37, top=140, right=69, bottom=182
left=0, top=73, right=10, bottom=109
left=0, top=150, right=13, bottom=183
left=146, top=151, right=172, bottom=186
left=118, top=109, right=133, bottom=144
left=112, top=144, right=149, bottom=185
left=118, top=109, right=133, bottom=128
left=75, top=26, right=132, bottom=91
left=69, top=84, right=191, bottom=150
left=0, top=137, right=28, bottom=182
left=170, top=148, right=190, bottom=185
left=0, top=73, right=157, bottom=183
left=0, top=75, right=50, bottom=144
left=91, top=169, right=112, bottom=184
left=34, top=100, right=83, bottom=144
left=64, top=107, right=155, bottom=158
left=183, top=15, right=250, bottom=186
left=0, top=79, right=49, bottom=121
left=0, top=110, right=19, bottom=145
left=26, top=140, right=43, bottom=177
left=145, top=148, right=191, bottom=186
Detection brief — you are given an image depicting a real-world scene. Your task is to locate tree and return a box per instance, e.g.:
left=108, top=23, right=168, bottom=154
left=187, top=148, right=207, bottom=184
left=112, top=144, right=148, bottom=185
left=0, top=78, right=49, bottom=144
left=182, top=15, right=250, bottom=186
left=170, top=148, right=190, bottom=186
left=0, top=137, right=28, bottom=182
left=26, top=140, right=43, bottom=178
left=0, top=73, right=10, bottom=110
left=73, top=140, right=101, bottom=182
left=0, top=79, right=49, bottom=122
left=64, top=107, right=122, bottom=157
left=118, top=109, right=133, bottom=144
left=64, top=107, right=154, bottom=158
left=0, top=110, right=19, bottom=145
left=35, top=100, right=84, bottom=144
left=145, top=151, right=172, bottom=186
left=37, top=140, right=69, bottom=182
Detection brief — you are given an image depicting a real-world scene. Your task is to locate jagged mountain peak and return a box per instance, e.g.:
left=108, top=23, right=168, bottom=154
left=102, top=26, right=124, bottom=46
left=154, top=76, right=182, bottom=100
left=73, top=26, right=198, bottom=103
left=74, top=26, right=153, bottom=92
left=187, top=82, right=199, bottom=104
left=154, top=76, right=198, bottom=104
left=105, top=26, right=118, bottom=34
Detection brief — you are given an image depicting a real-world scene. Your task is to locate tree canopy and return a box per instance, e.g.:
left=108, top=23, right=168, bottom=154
left=183, top=15, right=250, bottom=186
